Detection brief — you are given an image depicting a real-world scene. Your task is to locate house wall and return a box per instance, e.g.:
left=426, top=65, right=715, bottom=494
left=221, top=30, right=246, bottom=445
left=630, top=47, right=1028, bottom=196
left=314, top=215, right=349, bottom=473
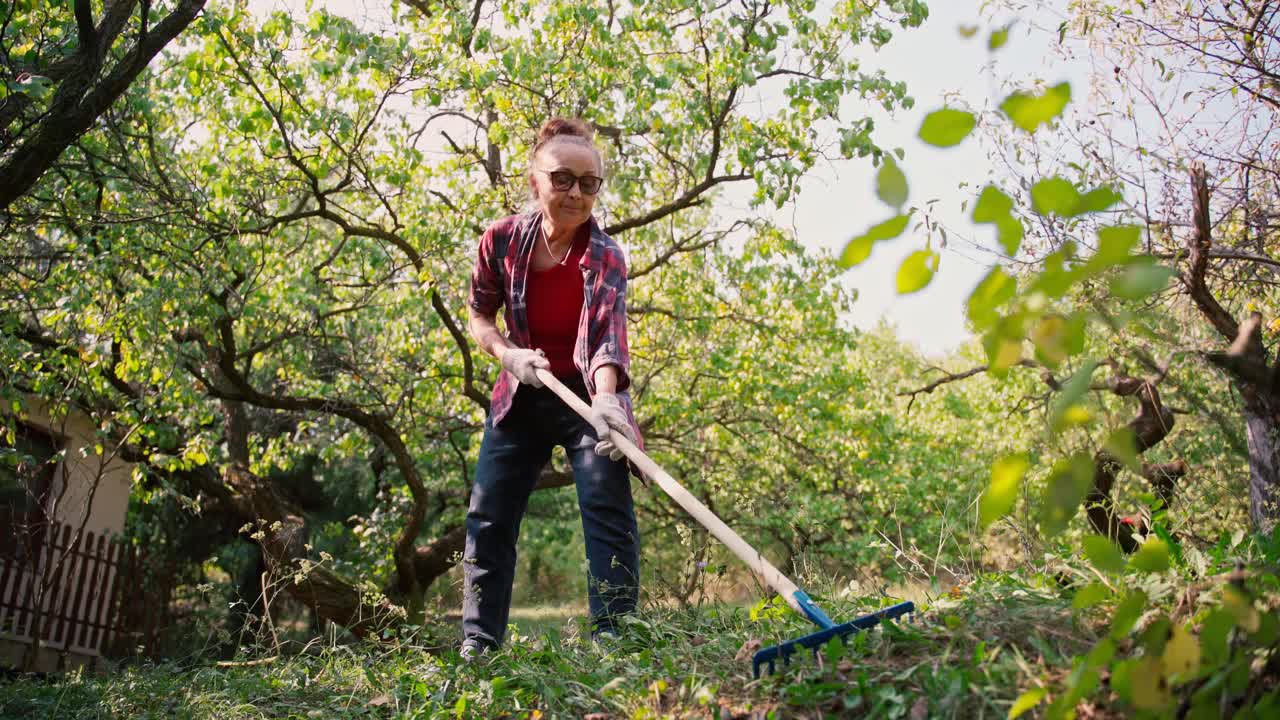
left=10, top=395, right=133, bottom=539
left=1, top=396, right=135, bottom=670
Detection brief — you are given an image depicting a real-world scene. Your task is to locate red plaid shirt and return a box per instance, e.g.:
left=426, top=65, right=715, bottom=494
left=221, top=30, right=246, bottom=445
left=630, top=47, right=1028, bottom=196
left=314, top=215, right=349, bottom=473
left=469, top=212, right=642, bottom=448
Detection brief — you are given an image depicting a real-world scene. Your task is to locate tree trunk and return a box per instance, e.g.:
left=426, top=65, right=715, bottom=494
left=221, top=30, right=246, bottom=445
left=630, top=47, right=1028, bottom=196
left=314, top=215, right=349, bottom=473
left=1185, top=164, right=1280, bottom=536
left=1242, top=392, right=1280, bottom=536
left=212, top=398, right=394, bottom=636
left=1084, top=372, right=1179, bottom=552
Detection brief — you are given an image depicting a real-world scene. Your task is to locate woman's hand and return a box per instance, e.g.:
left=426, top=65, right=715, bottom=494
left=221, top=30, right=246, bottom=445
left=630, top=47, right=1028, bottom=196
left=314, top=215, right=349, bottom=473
left=500, top=347, right=550, bottom=387
left=589, top=393, right=636, bottom=461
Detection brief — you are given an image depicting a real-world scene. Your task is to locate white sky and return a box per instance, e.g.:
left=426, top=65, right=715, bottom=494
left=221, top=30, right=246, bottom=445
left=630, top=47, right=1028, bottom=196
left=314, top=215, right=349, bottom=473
left=241, top=0, right=1092, bottom=358
left=772, top=1, right=1092, bottom=357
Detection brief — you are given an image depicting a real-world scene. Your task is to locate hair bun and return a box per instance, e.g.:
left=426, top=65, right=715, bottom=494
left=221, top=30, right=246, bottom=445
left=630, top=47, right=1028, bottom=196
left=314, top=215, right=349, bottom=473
left=535, top=117, right=594, bottom=148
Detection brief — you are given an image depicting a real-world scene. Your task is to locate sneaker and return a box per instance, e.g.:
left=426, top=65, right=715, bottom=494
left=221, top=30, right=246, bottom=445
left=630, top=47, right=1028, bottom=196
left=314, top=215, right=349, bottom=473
left=590, top=628, right=622, bottom=652
left=459, top=640, right=489, bottom=663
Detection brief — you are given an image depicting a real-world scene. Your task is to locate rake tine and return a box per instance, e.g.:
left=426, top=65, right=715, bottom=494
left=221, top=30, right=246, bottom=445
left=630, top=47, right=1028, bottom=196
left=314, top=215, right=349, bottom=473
left=752, top=601, right=915, bottom=678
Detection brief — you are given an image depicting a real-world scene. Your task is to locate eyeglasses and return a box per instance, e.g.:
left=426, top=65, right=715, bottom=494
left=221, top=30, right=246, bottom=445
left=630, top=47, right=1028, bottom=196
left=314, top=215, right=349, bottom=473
left=539, top=169, right=604, bottom=195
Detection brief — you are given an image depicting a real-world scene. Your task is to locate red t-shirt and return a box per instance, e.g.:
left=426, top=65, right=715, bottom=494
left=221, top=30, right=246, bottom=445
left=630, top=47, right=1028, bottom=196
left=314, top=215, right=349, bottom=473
left=526, top=228, right=588, bottom=377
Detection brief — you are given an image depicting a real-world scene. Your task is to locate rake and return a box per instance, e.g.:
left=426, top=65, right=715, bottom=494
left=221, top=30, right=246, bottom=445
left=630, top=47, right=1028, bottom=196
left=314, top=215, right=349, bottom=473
left=538, top=372, right=915, bottom=677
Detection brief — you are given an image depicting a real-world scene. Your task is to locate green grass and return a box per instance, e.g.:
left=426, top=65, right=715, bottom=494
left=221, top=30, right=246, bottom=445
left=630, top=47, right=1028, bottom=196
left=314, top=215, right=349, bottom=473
left=0, top=573, right=1100, bottom=719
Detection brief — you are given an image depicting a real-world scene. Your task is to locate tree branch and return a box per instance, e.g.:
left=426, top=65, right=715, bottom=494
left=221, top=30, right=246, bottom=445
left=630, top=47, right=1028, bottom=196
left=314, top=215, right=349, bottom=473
left=196, top=311, right=430, bottom=603
left=898, top=360, right=1042, bottom=412
left=1205, top=312, right=1273, bottom=390
left=1085, top=368, right=1178, bottom=552
left=0, top=0, right=207, bottom=213
left=604, top=174, right=749, bottom=235
left=1181, top=163, right=1241, bottom=342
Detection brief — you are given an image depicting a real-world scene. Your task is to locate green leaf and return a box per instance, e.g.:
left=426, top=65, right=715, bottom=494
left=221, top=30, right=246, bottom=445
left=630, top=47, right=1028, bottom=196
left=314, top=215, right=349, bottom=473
left=1076, top=186, right=1123, bottom=214
left=918, top=108, right=976, bottom=147
left=982, top=315, right=1026, bottom=376
left=1030, top=314, right=1070, bottom=367
left=1073, top=582, right=1111, bottom=610
left=1040, top=452, right=1094, bottom=536
left=1221, top=585, right=1260, bottom=632
left=980, top=453, right=1029, bottom=528
left=1028, top=242, right=1081, bottom=299
left=989, top=25, right=1012, bottom=50
left=839, top=214, right=910, bottom=268
left=1110, top=589, right=1148, bottom=640
left=1110, top=259, right=1176, bottom=299
left=1129, top=537, right=1171, bottom=573
left=840, top=235, right=876, bottom=267
left=966, top=267, right=1016, bottom=331
left=1163, top=623, right=1201, bottom=679
left=1199, top=608, right=1234, bottom=665
left=1110, top=657, right=1136, bottom=700
left=1000, top=82, right=1072, bottom=133
left=1008, top=687, right=1045, bottom=719
left=1062, top=312, right=1088, bottom=358
left=1082, top=535, right=1127, bottom=574
left=896, top=249, right=939, bottom=294
left=1031, top=177, right=1081, bottom=216
left=1130, top=656, right=1172, bottom=710
left=971, top=185, right=1024, bottom=255
left=972, top=185, right=1014, bottom=222
left=1084, top=639, right=1118, bottom=677
left=1031, top=178, right=1121, bottom=217
left=1103, top=427, right=1142, bottom=474
left=995, top=216, right=1024, bottom=255
left=876, top=158, right=909, bottom=208
left=1048, top=360, right=1099, bottom=432
left=1088, top=225, right=1142, bottom=273
left=958, top=24, right=979, bottom=38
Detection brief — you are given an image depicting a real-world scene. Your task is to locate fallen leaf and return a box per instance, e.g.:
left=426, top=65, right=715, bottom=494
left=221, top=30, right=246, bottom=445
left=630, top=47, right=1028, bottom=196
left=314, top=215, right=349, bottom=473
left=368, top=695, right=391, bottom=707
left=734, top=638, right=762, bottom=662
left=910, top=697, right=929, bottom=720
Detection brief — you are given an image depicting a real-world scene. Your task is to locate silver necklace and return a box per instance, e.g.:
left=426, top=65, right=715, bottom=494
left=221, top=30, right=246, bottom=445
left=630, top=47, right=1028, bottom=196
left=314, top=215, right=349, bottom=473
left=541, top=220, right=573, bottom=265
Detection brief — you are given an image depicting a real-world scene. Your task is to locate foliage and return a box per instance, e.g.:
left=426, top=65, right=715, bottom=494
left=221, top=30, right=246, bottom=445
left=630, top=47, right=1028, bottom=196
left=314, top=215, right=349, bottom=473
left=2, top=1, right=1278, bottom=717
left=828, top=5, right=1279, bottom=715
left=1, top=0, right=931, bottom=629
left=0, top=572, right=1100, bottom=719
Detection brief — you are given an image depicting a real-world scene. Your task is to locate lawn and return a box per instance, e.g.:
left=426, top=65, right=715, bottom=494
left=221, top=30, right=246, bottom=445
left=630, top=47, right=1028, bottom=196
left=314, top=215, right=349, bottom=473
left=0, top=574, right=1099, bottom=719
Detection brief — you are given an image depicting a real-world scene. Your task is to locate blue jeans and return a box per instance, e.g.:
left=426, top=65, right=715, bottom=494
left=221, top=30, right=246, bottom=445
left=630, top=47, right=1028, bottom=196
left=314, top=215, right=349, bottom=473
left=462, top=376, right=640, bottom=649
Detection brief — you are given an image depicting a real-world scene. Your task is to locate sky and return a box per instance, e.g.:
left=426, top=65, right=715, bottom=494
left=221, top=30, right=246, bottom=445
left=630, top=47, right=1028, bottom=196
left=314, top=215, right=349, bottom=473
left=242, top=0, right=1094, bottom=357
left=768, top=1, right=1093, bottom=357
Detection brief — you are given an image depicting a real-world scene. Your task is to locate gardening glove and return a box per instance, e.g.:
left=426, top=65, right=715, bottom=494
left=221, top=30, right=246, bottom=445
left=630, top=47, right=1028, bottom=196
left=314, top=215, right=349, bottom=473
left=501, top=347, right=549, bottom=387
left=589, top=393, right=636, bottom=461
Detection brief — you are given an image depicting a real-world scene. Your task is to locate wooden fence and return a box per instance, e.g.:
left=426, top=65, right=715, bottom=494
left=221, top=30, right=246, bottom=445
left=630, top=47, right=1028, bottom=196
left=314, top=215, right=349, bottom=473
left=0, top=521, right=167, bottom=663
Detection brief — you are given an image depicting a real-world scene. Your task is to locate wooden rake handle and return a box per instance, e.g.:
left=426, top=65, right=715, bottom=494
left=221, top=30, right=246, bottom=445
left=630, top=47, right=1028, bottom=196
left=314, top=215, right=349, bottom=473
left=536, top=369, right=808, bottom=612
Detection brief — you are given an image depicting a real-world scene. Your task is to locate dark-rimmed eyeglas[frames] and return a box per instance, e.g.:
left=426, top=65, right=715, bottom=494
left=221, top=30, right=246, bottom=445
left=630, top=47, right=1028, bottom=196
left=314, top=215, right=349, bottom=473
left=540, top=169, right=604, bottom=195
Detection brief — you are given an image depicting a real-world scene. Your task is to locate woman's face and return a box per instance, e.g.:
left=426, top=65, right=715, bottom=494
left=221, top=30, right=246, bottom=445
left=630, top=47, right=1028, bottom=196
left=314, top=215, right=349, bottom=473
left=530, top=141, right=602, bottom=229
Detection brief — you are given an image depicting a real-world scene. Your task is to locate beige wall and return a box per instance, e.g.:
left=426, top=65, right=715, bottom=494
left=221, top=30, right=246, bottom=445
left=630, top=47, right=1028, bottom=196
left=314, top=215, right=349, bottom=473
left=8, top=395, right=133, bottom=539
left=1, top=396, right=134, bottom=667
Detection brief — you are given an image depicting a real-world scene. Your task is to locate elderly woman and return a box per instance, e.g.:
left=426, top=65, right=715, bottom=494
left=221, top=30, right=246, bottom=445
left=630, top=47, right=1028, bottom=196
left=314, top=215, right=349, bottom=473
left=462, top=117, right=643, bottom=658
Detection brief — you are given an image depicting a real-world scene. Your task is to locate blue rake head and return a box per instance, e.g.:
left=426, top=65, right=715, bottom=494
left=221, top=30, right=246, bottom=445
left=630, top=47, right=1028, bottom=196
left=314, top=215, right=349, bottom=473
left=752, top=600, right=916, bottom=678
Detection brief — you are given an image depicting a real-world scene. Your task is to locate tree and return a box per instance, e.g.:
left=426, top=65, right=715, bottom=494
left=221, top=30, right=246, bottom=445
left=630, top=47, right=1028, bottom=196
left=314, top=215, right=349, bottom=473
left=968, top=0, right=1280, bottom=535
left=0, top=0, right=208, bottom=214
left=1, top=0, right=929, bottom=633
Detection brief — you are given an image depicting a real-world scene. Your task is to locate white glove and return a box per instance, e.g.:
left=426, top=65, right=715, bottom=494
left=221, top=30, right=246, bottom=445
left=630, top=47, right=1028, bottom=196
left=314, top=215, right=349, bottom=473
left=501, top=347, right=549, bottom=387
left=589, top=393, right=636, bottom=461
